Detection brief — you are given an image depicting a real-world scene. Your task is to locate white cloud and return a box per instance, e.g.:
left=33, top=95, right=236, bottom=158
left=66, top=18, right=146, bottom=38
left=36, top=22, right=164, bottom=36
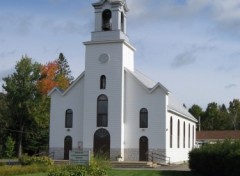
left=127, top=0, right=240, bottom=36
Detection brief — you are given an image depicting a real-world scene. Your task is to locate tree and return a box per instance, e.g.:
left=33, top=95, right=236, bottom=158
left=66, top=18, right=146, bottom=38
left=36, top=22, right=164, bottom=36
left=56, top=53, right=74, bottom=84
left=0, top=92, right=8, bottom=157
left=228, top=99, right=240, bottom=130
left=189, top=104, right=203, bottom=131
left=5, top=136, right=15, bottom=158
left=2, top=56, right=41, bottom=157
left=37, top=61, right=59, bottom=94
left=218, top=104, right=232, bottom=130
left=194, top=102, right=234, bottom=131
left=37, top=54, right=74, bottom=95
left=27, top=95, right=50, bottom=154
left=202, top=102, right=219, bottom=130
left=1, top=54, right=75, bottom=157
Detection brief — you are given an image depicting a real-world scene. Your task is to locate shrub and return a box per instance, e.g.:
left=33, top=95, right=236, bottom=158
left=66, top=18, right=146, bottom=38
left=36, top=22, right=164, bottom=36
left=0, top=161, right=6, bottom=166
left=48, top=155, right=110, bottom=176
left=0, top=165, right=49, bottom=176
left=189, top=140, right=240, bottom=176
left=19, top=154, right=54, bottom=166
left=5, top=136, right=15, bottom=158
left=87, top=154, right=111, bottom=176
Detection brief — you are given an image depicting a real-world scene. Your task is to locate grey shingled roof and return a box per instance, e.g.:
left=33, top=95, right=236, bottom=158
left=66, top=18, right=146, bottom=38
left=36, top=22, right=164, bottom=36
left=131, top=70, right=158, bottom=89
left=126, top=68, right=197, bottom=122
left=168, top=94, right=197, bottom=122
left=127, top=69, right=169, bottom=93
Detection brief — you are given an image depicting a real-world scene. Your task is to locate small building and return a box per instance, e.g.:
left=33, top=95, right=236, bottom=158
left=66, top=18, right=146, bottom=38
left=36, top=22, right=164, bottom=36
left=48, top=0, right=197, bottom=164
left=196, top=131, right=240, bottom=146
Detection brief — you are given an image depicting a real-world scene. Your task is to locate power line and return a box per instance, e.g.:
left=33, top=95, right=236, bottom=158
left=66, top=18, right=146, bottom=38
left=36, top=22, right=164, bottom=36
left=1, top=128, right=29, bottom=134
left=1, top=128, right=47, bottom=135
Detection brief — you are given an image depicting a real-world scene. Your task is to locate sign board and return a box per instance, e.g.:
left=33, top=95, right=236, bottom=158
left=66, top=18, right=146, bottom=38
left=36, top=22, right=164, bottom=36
left=69, top=150, right=90, bottom=166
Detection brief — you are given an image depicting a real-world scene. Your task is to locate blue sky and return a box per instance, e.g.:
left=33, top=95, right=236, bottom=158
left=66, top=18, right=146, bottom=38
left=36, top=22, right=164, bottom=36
left=0, top=0, right=240, bottom=109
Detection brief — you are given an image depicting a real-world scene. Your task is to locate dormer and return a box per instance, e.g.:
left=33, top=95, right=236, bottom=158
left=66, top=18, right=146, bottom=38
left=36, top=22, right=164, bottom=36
left=91, top=0, right=129, bottom=42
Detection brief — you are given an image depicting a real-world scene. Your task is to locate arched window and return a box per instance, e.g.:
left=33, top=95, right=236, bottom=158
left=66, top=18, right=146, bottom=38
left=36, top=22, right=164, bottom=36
left=192, top=125, right=195, bottom=148
left=121, top=12, right=124, bottom=32
left=100, top=75, right=106, bottom=89
left=183, top=122, right=186, bottom=148
left=177, top=120, right=180, bottom=148
left=140, top=108, right=148, bottom=128
left=102, top=9, right=112, bottom=31
left=97, top=94, right=108, bottom=127
left=188, top=124, right=191, bottom=148
left=170, top=117, right=173, bottom=148
left=65, top=109, right=73, bottom=128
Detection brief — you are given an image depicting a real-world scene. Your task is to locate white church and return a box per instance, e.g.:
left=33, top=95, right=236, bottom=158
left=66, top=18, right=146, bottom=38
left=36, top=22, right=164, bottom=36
left=49, top=0, right=197, bottom=164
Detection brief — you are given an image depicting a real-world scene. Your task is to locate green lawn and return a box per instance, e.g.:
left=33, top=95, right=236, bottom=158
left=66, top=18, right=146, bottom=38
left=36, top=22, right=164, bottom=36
left=108, top=170, right=202, bottom=176
left=18, top=174, right=46, bottom=176
left=17, top=170, right=202, bottom=176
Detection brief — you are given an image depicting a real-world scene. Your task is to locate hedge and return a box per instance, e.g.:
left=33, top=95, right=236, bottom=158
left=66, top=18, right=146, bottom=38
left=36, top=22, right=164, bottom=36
left=0, top=165, right=49, bottom=176
left=189, top=140, right=240, bottom=176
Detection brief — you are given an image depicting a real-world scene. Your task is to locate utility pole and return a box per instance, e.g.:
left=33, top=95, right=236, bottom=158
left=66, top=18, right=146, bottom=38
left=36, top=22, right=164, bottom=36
left=198, top=116, right=201, bottom=131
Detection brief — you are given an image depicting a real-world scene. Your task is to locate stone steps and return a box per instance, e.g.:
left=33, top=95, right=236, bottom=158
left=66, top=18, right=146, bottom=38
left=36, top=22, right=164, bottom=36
left=111, top=161, right=157, bottom=168
left=54, top=160, right=69, bottom=165
left=53, top=160, right=158, bottom=168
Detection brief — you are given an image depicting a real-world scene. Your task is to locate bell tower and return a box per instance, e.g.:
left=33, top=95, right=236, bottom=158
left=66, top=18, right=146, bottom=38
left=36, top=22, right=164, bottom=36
left=91, top=0, right=129, bottom=42
left=83, top=0, right=135, bottom=160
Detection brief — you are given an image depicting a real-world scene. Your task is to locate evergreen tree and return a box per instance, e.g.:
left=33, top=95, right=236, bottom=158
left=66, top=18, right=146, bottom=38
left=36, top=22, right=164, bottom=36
left=228, top=99, right=240, bottom=130
left=218, top=104, right=232, bottom=130
left=189, top=104, right=203, bottom=131
left=202, top=102, right=219, bottom=130
left=56, top=53, right=74, bottom=83
left=5, top=136, right=15, bottom=158
left=0, top=92, right=8, bottom=157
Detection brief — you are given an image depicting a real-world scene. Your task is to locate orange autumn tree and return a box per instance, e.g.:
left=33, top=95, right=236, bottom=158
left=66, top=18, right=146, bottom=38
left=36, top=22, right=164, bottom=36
left=37, top=61, right=58, bottom=94
left=37, top=53, right=73, bottom=95
left=37, top=62, right=68, bottom=94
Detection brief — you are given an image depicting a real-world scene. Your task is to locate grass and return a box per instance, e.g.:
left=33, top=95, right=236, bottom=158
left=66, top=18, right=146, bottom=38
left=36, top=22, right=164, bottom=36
left=107, top=170, right=202, bottom=176
left=17, top=170, right=202, bottom=176
left=18, top=174, right=46, bottom=176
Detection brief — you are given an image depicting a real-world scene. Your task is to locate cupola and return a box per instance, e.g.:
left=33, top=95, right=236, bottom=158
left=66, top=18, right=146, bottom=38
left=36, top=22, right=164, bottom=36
left=91, top=0, right=129, bottom=41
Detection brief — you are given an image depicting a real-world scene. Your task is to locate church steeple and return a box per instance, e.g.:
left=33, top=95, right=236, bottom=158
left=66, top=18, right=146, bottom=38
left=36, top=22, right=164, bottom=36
left=91, top=0, right=129, bottom=42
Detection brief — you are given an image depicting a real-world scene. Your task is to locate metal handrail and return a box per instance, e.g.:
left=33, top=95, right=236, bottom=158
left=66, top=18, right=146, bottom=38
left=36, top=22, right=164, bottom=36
left=48, top=152, right=55, bottom=159
left=32, top=151, right=55, bottom=159
left=32, top=152, right=46, bottom=157
left=147, top=151, right=171, bottom=165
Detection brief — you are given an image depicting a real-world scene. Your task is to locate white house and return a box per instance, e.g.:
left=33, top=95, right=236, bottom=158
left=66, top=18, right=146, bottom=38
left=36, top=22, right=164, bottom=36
left=49, top=0, right=197, bottom=164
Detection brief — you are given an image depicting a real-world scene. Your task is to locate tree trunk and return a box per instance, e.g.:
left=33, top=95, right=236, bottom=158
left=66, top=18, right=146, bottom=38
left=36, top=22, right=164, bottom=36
left=18, top=125, right=24, bottom=158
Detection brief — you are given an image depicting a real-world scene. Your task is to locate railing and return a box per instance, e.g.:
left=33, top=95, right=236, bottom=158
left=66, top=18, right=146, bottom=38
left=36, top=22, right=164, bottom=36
left=32, top=151, right=55, bottom=159
left=147, top=151, right=171, bottom=165
left=48, top=152, right=55, bottom=159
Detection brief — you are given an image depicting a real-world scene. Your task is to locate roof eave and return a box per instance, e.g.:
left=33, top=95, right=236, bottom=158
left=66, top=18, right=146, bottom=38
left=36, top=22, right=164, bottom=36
left=168, top=107, right=198, bottom=123
left=47, top=87, right=64, bottom=96
left=48, top=71, right=85, bottom=97
left=149, top=82, right=170, bottom=94
left=92, top=0, right=129, bottom=12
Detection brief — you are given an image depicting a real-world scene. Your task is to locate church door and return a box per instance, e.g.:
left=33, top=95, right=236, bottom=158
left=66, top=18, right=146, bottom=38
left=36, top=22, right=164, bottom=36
left=139, top=136, right=148, bottom=161
left=94, top=128, right=110, bottom=159
left=64, top=136, right=72, bottom=160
